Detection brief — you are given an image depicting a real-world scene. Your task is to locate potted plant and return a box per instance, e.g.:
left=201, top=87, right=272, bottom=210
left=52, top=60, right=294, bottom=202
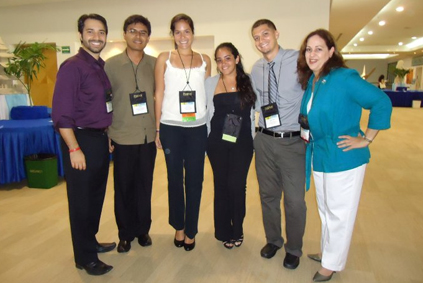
left=3, top=42, right=58, bottom=106
left=393, top=60, right=410, bottom=86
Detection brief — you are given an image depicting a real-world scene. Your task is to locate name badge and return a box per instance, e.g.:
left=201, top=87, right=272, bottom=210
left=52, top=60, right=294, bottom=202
left=222, top=114, right=243, bottom=143
left=300, top=128, right=310, bottom=143
left=261, top=102, right=281, bottom=129
left=130, top=91, right=148, bottom=115
left=105, top=89, right=113, bottom=113
left=180, top=90, right=196, bottom=122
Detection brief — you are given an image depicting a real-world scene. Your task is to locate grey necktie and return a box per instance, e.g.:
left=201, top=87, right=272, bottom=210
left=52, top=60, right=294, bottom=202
left=268, top=61, right=277, bottom=103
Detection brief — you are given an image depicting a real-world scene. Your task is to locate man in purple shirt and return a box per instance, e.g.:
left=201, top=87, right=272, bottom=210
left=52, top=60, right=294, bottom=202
left=52, top=14, right=115, bottom=276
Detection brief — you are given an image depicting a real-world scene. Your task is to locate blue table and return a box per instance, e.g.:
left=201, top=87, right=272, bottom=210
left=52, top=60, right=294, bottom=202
left=384, top=90, right=423, bottom=107
left=0, top=118, right=64, bottom=185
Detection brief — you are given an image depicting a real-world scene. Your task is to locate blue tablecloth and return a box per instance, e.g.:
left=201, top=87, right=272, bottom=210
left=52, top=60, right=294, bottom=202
left=0, top=118, right=64, bottom=185
left=384, top=90, right=423, bottom=107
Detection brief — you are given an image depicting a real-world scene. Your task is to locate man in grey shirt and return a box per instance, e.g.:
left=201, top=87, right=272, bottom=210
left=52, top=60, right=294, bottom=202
left=105, top=15, right=156, bottom=253
left=250, top=19, right=306, bottom=270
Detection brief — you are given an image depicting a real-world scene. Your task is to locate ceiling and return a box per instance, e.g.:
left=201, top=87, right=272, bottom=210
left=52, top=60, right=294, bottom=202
left=330, top=0, right=423, bottom=60
left=1, top=0, right=422, bottom=60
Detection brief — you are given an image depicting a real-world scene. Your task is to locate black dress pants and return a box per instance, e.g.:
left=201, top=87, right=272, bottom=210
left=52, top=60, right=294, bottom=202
left=112, top=141, right=156, bottom=241
left=61, top=129, right=110, bottom=265
left=207, top=137, right=253, bottom=242
left=159, top=124, right=207, bottom=239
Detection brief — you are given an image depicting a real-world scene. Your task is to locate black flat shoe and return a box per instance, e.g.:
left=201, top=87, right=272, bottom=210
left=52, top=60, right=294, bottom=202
left=117, top=240, right=131, bottom=253
left=184, top=239, right=195, bottom=251
left=96, top=242, right=116, bottom=253
left=260, top=243, right=280, bottom=259
left=174, top=238, right=184, bottom=248
left=75, top=260, right=113, bottom=276
left=138, top=234, right=152, bottom=247
left=283, top=252, right=300, bottom=269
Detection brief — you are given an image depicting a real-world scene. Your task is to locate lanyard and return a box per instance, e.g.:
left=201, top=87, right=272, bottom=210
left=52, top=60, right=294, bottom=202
left=126, top=50, right=142, bottom=91
left=177, top=49, right=194, bottom=91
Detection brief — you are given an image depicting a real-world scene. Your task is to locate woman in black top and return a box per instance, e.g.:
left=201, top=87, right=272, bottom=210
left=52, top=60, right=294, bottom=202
left=205, top=43, right=256, bottom=249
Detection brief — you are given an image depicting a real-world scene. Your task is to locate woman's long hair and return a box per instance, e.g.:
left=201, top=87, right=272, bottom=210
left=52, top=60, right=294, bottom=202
left=215, top=42, right=256, bottom=108
left=297, top=29, right=347, bottom=90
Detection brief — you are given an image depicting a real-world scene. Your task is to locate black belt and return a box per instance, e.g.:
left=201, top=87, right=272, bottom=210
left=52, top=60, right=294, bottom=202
left=76, top=127, right=107, bottom=132
left=257, top=127, right=300, bottom=138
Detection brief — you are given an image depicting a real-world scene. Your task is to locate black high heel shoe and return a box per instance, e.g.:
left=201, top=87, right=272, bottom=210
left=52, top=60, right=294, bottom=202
left=184, top=238, right=195, bottom=251
left=174, top=230, right=184, bottom=248
left=174, top=238, right=184, bottom=248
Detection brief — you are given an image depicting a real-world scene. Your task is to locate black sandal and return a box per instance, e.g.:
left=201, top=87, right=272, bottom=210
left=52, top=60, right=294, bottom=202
left=223, top=241, right=234, bottom=249
left=234, top=235, right=243, bottom=247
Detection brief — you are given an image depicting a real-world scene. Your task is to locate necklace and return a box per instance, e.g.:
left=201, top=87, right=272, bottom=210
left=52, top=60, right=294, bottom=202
left=221, top=75, right=236, bottom=92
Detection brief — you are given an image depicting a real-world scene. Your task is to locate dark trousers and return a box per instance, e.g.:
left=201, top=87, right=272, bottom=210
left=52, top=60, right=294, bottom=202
left=112, top=140, right=157, bottom=241
left=61, top=129, right=110, bottom=265
left=207, top=138, right=253, bottom=242
left=159, top=123, right=207, bottom=239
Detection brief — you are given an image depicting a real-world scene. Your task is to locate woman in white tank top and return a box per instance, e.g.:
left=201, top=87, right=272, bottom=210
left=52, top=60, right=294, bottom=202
left=154, top=13, right=211, bottom=251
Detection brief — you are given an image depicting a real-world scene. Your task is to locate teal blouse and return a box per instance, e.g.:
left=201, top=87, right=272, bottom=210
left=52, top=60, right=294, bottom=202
left=300, top=68, right=392, bottom=189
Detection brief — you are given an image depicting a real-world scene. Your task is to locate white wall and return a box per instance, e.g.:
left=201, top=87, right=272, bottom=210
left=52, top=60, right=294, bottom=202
left=0, top=0, right=330, bottom=72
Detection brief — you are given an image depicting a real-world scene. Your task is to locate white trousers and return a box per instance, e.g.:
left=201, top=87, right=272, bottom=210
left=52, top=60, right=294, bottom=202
left=313, top=164, right=367, bottom=271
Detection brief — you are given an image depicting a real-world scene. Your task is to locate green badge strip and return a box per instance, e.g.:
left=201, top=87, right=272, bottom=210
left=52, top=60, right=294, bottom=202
left=182, top=113, right=196, bottom=122
left=222, top=134, right=236, bottom=143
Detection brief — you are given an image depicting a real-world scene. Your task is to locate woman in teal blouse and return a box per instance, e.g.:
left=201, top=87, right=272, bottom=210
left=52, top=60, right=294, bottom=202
left=297, top=29, right=392, bottom=282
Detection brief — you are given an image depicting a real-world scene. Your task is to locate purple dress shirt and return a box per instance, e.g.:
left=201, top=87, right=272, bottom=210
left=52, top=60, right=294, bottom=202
left=52, top=47, right=112, bottom=130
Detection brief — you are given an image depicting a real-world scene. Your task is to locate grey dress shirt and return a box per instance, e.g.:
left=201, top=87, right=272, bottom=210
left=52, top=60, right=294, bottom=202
left=251, top=46, right=304, bottom=133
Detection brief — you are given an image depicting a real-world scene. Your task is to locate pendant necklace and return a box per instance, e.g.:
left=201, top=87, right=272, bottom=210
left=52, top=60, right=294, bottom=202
left=221, top=75, right=236, bottom=92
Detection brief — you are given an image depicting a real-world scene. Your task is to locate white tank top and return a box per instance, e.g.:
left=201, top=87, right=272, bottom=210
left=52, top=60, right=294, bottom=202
left=161, top=51, right=207, bottom=127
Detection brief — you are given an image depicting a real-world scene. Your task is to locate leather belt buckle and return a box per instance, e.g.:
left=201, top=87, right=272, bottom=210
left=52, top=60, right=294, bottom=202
left=257, top=127, right=300, bottom=139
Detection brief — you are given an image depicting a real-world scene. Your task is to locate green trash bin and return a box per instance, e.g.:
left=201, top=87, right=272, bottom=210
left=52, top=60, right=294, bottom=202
left=24, top=153, right=58, bottom=189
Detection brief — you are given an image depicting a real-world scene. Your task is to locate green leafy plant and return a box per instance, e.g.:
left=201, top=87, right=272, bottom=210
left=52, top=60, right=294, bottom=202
left=3, top=42, right=59, bottom=106
left=393, top=68, right=410, bottom=78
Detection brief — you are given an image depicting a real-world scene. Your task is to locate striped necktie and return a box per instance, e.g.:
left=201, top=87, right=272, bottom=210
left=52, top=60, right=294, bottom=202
left=268, top=61, right=277, bottom=103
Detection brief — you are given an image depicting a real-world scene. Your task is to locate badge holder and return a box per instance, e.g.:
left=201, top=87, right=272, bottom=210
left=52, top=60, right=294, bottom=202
left=222, top=114, right=243, bottom=143
left=261, top=102, right=281, bottom=129
left=298, top=113, right=310, bottom=142
left=130, top=91, right=148, bottom=116
left=179, top=90, right=197, bottom=122
left=105, top=89, right=113, bottom=113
